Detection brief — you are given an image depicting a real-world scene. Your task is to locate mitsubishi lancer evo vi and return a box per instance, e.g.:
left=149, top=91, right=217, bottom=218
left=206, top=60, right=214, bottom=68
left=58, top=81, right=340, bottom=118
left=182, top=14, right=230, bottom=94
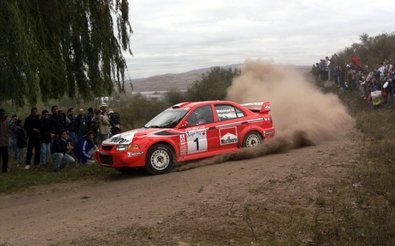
left=96, top=100, right=275, bottom=175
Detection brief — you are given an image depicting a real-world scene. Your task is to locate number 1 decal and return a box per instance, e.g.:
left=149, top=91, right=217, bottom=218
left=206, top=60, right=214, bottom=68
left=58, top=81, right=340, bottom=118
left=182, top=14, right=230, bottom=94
left=186, top=129, right=207, bottom=154
left=193, top=138, right=200, bottom=151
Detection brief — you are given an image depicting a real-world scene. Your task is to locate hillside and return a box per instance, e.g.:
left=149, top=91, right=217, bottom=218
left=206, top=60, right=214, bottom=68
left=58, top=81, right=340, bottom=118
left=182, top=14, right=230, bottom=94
left=129, top=64, right=310, bottom=93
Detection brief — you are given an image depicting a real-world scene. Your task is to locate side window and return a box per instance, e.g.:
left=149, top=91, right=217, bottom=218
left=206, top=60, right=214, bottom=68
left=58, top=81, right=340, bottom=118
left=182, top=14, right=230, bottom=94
left=186, top=105, right=214, bottom=126
left=215, top=105, right=239, bottom=121
left=235, top=107, right=245, bottom=118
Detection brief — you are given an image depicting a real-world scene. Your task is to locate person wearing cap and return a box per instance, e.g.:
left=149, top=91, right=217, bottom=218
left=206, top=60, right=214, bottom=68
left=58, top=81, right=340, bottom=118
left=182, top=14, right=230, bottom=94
left=108, top=108, right=121, bottom=136
left=0, top=108, right=11, bottom=173
left=74, top=131, right=98, bottom=165
left=97, top=108, right=111, bottom=145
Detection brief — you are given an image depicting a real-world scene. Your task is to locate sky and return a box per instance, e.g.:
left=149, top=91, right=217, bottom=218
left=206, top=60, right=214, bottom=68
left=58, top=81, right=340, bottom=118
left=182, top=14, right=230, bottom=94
left=124, top=0, right=394, bottom=79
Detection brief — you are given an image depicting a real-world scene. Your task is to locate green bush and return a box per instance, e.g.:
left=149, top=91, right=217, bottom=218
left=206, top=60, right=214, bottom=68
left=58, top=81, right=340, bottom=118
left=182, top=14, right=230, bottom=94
left=186, top=67, right=240, bottom=101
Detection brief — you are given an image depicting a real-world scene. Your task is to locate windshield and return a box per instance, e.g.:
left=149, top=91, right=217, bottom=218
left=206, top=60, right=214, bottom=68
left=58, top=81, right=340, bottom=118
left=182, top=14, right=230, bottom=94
left=144, top=108, right=188, bottom=128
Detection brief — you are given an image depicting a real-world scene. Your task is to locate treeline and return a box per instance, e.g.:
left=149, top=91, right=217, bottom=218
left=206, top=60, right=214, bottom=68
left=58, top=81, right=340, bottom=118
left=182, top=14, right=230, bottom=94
left=329, top=32, right=395, bottom=68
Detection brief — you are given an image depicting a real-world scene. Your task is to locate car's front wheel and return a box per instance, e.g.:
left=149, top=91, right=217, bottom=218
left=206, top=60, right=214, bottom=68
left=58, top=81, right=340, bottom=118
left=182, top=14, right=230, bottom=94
left=242, top=131, right=262, bottom=148
left=145, top=144, right=174, bottom=175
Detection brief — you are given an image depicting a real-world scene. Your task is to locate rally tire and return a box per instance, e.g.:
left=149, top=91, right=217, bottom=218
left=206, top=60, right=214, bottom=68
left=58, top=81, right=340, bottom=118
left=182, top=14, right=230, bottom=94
left=242, top=131, right=262, bottom=148
left=145, top=144, right=174, bottom=175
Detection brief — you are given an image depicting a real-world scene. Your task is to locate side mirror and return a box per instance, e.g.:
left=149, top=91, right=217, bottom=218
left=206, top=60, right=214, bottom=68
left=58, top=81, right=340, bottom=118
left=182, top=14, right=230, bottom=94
left=179, top=122, right=189, bottom=129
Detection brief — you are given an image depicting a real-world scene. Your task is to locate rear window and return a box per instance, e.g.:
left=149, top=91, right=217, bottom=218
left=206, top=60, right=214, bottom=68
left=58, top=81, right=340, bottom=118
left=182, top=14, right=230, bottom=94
left=215, top=105, right=245, bottom=121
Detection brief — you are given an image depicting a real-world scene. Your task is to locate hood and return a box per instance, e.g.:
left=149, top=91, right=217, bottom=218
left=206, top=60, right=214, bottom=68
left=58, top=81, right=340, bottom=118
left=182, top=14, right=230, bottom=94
left=101, top=128, right=177, bottom=145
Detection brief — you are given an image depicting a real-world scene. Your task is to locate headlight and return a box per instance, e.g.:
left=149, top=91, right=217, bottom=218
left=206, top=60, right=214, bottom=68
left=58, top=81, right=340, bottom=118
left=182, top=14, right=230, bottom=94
left=116, top=144, right=139, bottom=151
left=116, top=144, right=129, bottom=151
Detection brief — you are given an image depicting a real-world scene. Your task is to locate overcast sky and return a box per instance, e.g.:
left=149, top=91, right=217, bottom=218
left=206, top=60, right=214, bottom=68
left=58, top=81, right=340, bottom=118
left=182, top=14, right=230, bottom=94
left=124, top=0, right=394, bottom=79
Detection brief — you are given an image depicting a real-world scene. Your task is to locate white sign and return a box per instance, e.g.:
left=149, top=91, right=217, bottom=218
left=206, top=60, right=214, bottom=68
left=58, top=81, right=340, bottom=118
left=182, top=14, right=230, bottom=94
left=186, top=129, right=208, bottom=154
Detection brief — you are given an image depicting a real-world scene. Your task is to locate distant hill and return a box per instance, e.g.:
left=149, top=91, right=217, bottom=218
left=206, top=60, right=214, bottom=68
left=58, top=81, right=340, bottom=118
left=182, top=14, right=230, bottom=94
left=128, top=64, right=310, bottom=93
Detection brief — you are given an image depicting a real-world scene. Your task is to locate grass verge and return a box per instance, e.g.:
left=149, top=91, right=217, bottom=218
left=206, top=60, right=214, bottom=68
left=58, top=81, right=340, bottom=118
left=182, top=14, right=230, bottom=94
left=0, top=163, right=115, bottom=193
left=310, top=88, right=395, bottom=245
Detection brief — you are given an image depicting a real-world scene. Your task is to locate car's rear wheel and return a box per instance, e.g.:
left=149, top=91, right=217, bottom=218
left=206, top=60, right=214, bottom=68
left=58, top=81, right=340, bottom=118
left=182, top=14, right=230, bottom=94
left=145, top=144, right=174, bottom=175
left=242, top=131, right=262, bottom=148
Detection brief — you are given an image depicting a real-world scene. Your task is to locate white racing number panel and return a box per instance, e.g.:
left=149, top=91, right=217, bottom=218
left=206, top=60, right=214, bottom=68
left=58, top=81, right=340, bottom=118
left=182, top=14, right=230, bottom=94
left=186, top=128, right=208, bottom=154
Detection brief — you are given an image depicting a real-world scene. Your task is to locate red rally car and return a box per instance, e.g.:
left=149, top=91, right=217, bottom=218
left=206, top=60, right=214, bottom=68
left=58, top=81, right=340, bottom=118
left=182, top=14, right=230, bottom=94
left=96, top=100, right=275, bottom=175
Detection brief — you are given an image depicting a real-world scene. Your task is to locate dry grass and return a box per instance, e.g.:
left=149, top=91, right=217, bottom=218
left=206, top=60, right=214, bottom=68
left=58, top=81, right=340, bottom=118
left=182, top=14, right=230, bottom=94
left=310, top=89, right=395, bottom=245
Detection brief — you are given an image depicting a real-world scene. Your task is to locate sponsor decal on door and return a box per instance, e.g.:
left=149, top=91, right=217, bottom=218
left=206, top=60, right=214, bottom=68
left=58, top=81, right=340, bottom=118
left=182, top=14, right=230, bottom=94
left=220, top=127, right=238, bottom=145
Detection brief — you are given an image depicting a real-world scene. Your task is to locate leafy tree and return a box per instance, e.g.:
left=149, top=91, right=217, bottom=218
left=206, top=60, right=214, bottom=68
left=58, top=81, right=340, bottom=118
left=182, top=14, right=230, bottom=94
left=0, top=0, right=132, bottom=106
left=186, top=67, right=240, bottom=101
left=331, top=32, right=395, bottom=69
left=119, top=93, right=168, bottom=129
left=164, top=88, right=186, bottom=105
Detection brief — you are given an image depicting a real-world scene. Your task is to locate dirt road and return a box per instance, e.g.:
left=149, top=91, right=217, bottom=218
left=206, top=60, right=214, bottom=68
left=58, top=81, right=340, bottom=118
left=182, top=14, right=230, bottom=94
left=0, top=129, right=362, bottom=245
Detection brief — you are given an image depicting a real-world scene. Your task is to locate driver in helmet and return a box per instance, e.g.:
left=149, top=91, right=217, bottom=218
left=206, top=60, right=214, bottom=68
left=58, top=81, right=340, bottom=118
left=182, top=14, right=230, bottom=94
left=188, top=111, right=207, bottom=126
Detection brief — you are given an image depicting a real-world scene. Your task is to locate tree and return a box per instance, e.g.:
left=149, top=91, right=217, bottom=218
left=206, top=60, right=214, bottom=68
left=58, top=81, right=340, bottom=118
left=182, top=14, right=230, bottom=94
left=331, top=32, right=395, bottom=69
left=187, top=67, right=240, bottom=101
left=0, top=0, right=132, bottom=106
left=164, top=88, right=186, bottom=105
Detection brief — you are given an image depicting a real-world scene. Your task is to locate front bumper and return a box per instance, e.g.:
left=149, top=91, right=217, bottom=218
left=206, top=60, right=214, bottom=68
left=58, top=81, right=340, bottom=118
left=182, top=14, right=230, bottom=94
left=96, top=145, right=146, bottom=168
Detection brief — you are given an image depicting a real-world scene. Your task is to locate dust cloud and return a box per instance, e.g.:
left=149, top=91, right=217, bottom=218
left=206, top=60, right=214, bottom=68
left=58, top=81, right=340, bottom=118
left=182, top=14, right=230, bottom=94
left=174, top=59, right=354, bottom=172
left=227, top=59, right=354, bottom=143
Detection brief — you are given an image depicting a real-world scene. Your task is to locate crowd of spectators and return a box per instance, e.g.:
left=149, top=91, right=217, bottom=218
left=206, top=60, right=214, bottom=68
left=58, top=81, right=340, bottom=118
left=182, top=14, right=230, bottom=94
left=0, top=104, right=121, bottom=173
left=312, top=57, right=395, bottom=107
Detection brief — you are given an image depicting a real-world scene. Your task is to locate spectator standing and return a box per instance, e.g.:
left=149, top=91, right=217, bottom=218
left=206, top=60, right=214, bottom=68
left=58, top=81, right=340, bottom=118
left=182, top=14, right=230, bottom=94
left=92, top=108, right=111, bottom=145
left=40, top=110, right=55, bottom=168
left=0, top=108, right=11, bottom=173
left=51, top=129, right=75, bottom=171
left=108, top=108, right=121, bottom=136
left=74, top=131, right=98, bottom=165
left=325, top=56, right=331, bottom=81
left=24, top=107, right=41, bottom=169
left=333, top=65, right=340, bottom=87
left=50, top=105, right=67, bottom=135
left=8, top=113, right=18, bottom=159
left=319, top=59, right=327, bottom=81
left=75, top=108, right=89, bottom=139
left=391, top=67, right=395, bottom=104
left=66, top=108, right=78, bottom=146
left=86, top=107, right=94, bottom=131
left=98, top=109, right=112, bottom=145
left=338, top=66, right=345, bottom=89
left=91, top=109, right=101, bottom=135
left=14, top=119, right=27, bottom=166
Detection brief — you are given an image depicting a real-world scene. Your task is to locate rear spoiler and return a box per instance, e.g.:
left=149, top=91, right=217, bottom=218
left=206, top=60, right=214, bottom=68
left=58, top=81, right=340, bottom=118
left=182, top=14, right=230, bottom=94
left=241, top=102, right=271, bottom=113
